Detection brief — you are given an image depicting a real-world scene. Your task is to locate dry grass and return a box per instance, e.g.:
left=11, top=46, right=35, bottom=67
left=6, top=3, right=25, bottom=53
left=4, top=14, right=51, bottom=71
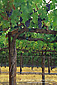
left=0, top=67, right=57, bottom=85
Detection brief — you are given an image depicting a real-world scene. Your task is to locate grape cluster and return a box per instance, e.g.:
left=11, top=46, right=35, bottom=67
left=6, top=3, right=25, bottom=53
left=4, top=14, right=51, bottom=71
left=25, top=18, right=32, bottom=27
left=6, top=9, right=13, bottom=17
left=46, top=4, right=50, bottom=12
left=19, top=4, right=50, bottom=29
left=30, top=8, right=37, bottom=15
left=33, top=8, right=37, bottom=13
left=38, top=17, right=42, bottom=29
left=38, top=3, right=50, bottom=29
left=20, top=17, right=23, bottom=22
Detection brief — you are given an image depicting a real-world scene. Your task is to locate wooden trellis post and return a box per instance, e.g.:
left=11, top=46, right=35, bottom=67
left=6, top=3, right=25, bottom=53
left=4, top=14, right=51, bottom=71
left=20, top=53, right=22, bottom=74
left=42, top=51, right=45, bottom=85
left=0, top=67, right=1, bottom=74
left=8, top=32, right=17, bottom=85
left=48, top=56, right=50, bottom=74
left=31, top=56, right=34, bottom=70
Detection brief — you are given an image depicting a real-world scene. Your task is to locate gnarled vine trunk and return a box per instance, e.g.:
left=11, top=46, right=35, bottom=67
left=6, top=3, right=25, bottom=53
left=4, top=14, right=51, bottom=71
left=8, top=32, right=17, bottom=85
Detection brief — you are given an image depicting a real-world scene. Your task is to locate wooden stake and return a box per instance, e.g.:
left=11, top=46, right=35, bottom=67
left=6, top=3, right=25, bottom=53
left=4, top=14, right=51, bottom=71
left=31, top=56, right=34, bottom=70
left=0, top=67, right=1, bottom=74
left=42, top=51, right=45, bottom=85
left=48, top=57, right=50, bottom=74
left=20, top=53, right=22, bottom=74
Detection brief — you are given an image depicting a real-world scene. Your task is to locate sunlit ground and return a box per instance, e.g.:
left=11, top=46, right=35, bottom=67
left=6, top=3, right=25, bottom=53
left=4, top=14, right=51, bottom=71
left=0, top=67, right=57, bottom=85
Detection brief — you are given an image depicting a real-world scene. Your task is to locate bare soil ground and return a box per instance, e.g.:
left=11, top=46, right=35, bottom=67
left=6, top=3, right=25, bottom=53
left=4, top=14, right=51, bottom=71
left=0, top=67, right=57, bottom=85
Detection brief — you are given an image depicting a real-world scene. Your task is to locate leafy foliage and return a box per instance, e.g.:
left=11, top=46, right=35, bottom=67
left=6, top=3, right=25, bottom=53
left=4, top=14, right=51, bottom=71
left=0, top=0, right=57, bottom=56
